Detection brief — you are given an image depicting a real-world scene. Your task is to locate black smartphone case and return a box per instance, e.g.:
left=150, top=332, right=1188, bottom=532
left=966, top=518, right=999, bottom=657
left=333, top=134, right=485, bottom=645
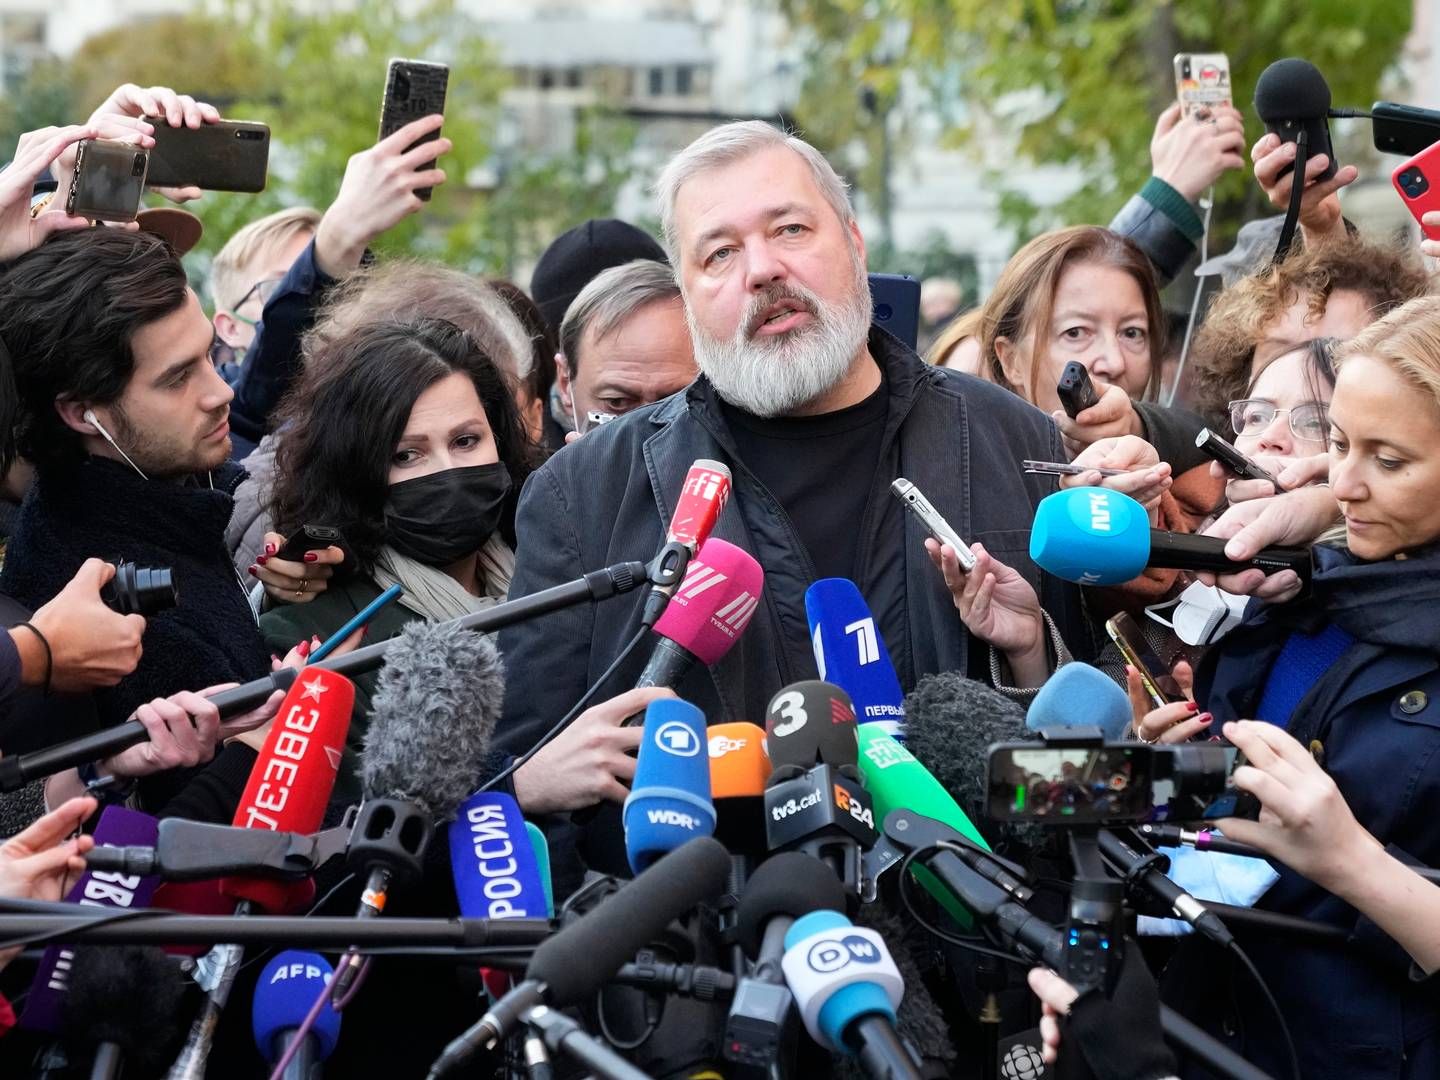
left=142, top=120, right=270, bottom=192
left=1057, top=361, right=1100, bottom=419
left=379, top=59, right=449, bottom=201
left=67, top=139, right=149, bottom=222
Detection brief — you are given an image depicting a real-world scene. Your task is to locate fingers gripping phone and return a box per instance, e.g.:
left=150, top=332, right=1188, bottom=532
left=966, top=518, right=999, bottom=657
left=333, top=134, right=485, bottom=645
left=1392, top=141, right=1440, bottom=242
left=1057, top=361, right=1099, bottom=419
left=275, top=525, right=348, bottom=563
left=1194, top=427, right=1279, bottom=486
left=891, top=478, right=977, bottom=572
left=379, top=58, right=449, bottom=201
left=1105, top=613, right=1182, bottom=708
left=1174, top=52, right=1232, bottom=119
left=66, top=139, right=149, bottom=222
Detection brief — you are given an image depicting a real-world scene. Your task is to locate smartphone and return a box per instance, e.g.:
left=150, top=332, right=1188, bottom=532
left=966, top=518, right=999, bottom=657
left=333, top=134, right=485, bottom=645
left=141, top=119, right=270, bottom=192
left=1173, top=52, right=1232, bottom=119
left=66, top=139, right=149, bottom=222
left=868, top=273, right=921, bottom=351
left=275, top=524, right=347, bottom=562
left=1023, top=460, right=1128, bottom=479
left=1194, top=427, right=1279, bottom=486
left=1057, top=361, right=1099, bottom=419
left=891, top=478, right=977, bottom=572
left=1105, top=613, right=1182, bottom=709
left=379, top=58, right=449, bottom=201
left=1392, top=142, right=1440, bottom=242
left=1372, top=101, right=1440, bottom=157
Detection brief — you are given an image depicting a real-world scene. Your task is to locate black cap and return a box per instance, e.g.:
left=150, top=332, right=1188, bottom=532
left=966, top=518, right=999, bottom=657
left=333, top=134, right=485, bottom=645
left=530, top=218, right=667, bottom=335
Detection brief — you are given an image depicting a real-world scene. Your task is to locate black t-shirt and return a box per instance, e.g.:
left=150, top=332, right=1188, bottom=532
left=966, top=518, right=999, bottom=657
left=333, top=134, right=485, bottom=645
left=720, top=375, right=889, bottom=581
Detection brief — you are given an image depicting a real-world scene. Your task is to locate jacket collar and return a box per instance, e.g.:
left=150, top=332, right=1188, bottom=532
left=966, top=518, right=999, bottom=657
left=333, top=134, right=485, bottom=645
left=37, top=456, right=238, bottom=547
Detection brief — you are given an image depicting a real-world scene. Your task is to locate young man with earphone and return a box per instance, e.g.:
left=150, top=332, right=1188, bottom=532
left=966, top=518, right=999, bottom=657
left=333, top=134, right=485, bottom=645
left=0, top=227, right=275, bottom=814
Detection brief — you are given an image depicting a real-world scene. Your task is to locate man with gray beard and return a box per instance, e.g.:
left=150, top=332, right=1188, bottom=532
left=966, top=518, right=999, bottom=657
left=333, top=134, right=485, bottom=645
left=494, top=121, right=1091, bottom=890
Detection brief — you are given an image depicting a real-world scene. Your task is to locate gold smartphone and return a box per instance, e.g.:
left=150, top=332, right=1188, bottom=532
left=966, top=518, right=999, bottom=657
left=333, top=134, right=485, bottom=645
left=1105, top=613, right=1182, bottom=709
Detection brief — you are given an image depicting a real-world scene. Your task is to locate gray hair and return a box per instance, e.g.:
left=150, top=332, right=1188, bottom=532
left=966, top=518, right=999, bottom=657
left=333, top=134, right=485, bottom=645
left=559, top=258, right=680, bottom=375
left=654, top=121, right=854, bottom=264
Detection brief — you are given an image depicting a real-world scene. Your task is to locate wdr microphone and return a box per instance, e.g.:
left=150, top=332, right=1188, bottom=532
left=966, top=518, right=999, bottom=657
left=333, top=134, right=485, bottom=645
left=635, top=537, right=763, bottom=690
left=1030, top=487, right=1310, bottom=586
left=805, top=578, right=906, bottom=738
left=252, top=951, right=341, bottom=1079
left=1027, top=662, right=1132, bottom=741
left=624, top=698, right=715, bottom=873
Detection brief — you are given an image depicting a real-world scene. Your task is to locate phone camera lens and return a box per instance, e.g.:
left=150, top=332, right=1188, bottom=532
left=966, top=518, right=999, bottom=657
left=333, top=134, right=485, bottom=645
left=875, top=302, right=893, bottom=320
left=394, top=72, right=411, bottom=101
left=131, top=153, right=145, bottom=177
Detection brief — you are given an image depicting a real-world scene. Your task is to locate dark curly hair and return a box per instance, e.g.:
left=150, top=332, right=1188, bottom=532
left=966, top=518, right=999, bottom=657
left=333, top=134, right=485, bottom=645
left=268, top=317, right=533, bottom=574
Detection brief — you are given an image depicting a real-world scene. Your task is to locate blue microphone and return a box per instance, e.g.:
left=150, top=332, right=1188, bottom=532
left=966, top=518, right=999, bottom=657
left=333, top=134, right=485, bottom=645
left=805, top=578, right=906, bottom=738
left=623, top=698, right=715, bottom=873
left=449, top=791, right=549, bottom=920
left=1030, top=487, right=1310, bottom=585
left=1027, top=662, right=1133, bottom=740
left=252, top=951, right=341, bottom=1078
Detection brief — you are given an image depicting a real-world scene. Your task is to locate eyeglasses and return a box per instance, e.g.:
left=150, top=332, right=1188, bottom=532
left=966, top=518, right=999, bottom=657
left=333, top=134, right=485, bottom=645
left=230, top=275, right=285, bottom=314
left=1228, top=398, right=1329, bottom=442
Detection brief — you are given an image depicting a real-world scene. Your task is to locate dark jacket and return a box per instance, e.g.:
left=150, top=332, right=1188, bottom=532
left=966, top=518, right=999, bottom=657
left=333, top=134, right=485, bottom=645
left=1174, top=545, right=1440, bottom=1080
left=496, top=331, right=1092, bottom=884
left=0, top=458, right=270, bottom=810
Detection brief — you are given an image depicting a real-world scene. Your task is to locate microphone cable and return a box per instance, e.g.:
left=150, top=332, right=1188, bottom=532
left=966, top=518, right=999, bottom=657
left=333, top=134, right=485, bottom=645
left=477, top=623, right=651, bottom=795
left=894, top=843, right=1034, bottom=968
left=1225, top=938, right=1301, bottom=1080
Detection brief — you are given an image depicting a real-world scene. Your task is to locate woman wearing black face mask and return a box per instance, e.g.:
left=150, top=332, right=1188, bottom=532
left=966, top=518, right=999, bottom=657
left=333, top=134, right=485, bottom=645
left=259, top=316, right=533, bottom=806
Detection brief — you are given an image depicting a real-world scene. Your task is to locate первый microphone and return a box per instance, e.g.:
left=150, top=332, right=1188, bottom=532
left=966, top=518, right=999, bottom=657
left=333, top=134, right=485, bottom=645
left=634, top=536, right=763, bottom=691
left=251, top=951, right=342, bottom=1080
left=780, top=910, right=922, bottom=1080
left=428, top=836, right=731, bottom=1077
left=805, top=578, right=906, bottom=738
left=623, top=697, right=715, bottom=872
left=1030, top=487, right=1311, bottom=586
left=1027, top=661, right=1132, bottom=741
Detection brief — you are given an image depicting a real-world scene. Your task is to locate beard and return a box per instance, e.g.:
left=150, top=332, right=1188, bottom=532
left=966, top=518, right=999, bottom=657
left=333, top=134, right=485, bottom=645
left=685, top=253, right=872, bottom=418
left=112, top=403, right=230, bottom=480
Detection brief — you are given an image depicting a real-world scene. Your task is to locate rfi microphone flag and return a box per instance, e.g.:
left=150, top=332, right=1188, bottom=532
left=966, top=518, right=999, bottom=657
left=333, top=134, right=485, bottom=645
left=624, top=698, right=716, bottom=873
left=805, top=578, right=906, bottom=738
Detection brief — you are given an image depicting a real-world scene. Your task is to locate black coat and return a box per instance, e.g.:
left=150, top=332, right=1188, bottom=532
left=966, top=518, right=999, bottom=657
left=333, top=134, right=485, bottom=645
left=0, top=458, right=270, bottom=806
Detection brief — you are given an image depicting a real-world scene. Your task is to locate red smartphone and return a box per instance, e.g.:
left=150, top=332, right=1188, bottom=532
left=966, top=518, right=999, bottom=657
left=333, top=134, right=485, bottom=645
left=1392, top=142, right=1440, bottom=241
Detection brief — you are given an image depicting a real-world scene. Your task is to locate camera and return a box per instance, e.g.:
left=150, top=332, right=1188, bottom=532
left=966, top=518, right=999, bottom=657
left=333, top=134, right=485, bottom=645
left=101, top=560, right=178, bottom=617
left=1399, top=167, right=1430, bottom=199
left=985, top=727, right=1258, bottom=826
left=131, top=152, right=146, bottom=178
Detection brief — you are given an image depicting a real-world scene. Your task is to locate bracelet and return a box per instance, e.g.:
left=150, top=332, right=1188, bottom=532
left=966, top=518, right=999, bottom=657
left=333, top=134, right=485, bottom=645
left=16, top=621, right=52, bottom=696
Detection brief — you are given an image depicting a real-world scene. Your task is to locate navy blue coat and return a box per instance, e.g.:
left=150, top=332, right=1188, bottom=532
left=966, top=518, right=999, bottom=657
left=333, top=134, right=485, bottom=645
left=1176, top=546, right=1440, bottom=1080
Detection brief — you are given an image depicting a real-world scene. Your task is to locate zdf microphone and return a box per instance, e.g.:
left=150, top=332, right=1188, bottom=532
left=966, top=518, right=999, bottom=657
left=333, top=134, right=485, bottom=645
left=1029, top=487, right=1310, bottom=586
left=624, top=698, right=715, bottom=873
left=805, top=578, right=906, bottom=738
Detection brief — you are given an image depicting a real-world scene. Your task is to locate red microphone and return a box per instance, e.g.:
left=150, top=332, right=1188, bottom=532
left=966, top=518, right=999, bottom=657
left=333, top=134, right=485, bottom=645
left=219, top=666, right=355, bottom=913
left=645, top=459, right=734, bottom=627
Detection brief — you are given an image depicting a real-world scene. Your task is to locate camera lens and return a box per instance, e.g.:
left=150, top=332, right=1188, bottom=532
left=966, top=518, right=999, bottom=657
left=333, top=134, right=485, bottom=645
left=132, top=153, right=145, bottom=177
left=101, top=561, right=178, bottom=617
left=394, top=72, right=411, bottom=102
left=875, top=302, right=894, bottom=320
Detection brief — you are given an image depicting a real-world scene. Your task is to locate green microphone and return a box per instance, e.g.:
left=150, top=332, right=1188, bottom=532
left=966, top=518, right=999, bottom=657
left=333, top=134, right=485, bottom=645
left=856, top=724, right=990, bottom=925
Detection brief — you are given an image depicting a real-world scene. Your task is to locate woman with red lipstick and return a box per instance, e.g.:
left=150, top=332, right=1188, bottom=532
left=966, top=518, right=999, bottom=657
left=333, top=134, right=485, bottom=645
left=1157, top=295, right=1440, bottom=1080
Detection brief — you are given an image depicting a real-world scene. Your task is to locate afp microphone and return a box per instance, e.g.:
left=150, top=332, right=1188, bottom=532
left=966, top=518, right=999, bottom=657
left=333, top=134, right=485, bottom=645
left=623, top=698, right=715, bottom=872
left=644, top=459, right=733, bottom=625
left=1030, top=487, right=1311, bottom=586
left=635, top=536, right=763, bottom=690
left=806, top=578, right=906, bottom=738
left=252, top=951, right=341, bottom=1080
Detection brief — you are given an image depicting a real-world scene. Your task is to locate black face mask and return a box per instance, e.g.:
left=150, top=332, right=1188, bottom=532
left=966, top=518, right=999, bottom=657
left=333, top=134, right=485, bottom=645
left=383, top=462, right=512, bottom=567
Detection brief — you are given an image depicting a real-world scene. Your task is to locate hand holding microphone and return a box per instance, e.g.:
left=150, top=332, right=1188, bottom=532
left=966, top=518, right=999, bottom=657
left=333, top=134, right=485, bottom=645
left=1196, top=484, right=1340, bottom=601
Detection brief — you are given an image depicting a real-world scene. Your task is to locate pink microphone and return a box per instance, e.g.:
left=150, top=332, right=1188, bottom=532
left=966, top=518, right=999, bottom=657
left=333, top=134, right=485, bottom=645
left=634, top=537, right=764, bottom=691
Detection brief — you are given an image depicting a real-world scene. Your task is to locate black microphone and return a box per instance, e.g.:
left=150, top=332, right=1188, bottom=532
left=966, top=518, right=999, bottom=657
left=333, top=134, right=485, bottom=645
left=1254, top=57, right=1337, bottom=182
left=330, top=619, right=506, bottom=1001
left=1096, top=830, right=1235, bottom=949
left=428, top=836, right=731, bottom=1077
left=59, top=946, right=191, bottom=1080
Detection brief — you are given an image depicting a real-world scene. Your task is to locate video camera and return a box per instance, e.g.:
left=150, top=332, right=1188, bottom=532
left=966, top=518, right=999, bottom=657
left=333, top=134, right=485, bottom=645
left=985, top=726, right=1259, bottom=827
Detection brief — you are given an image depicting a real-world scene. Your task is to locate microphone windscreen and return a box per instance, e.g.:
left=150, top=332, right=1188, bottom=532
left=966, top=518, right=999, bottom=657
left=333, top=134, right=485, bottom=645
left=524, top=823, right=554, bottom=917
left=805, top=578, right=906, bottom=737
left=22, top=807, right=160, bottom=1033
left=362, top=620, right=505, bottom=818
left=449, top=790, right=550, bottom=919
left=252, top=951, right=341, bottom=1063
left=733, top=850, right=846, bottom=957
left=1030, top=487, right=1149, bottom=585
left=223, top=666, right=355, bottom=911
left=624, top=698, right=715, bottom=873
left=708, top=721, right=770, bottom=799
left=60, top=946, right=190, bottom=1075
left=528, top=836, right=730, bottom=1006
left=765, top=680, right=858, bottom=773
left=1027, top=662, right=1132, bottom=741
left=1254, top=57, right=1331, bottom=121
left=653, top=537, right=764, bottom=664
left=667, top=459, right=733, bottom=549
left=903, top=672, right=1028, bottom=829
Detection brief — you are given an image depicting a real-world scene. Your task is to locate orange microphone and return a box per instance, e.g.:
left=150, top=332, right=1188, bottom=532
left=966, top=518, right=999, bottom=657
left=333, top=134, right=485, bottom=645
left=707, top=722, right=770, bottom=857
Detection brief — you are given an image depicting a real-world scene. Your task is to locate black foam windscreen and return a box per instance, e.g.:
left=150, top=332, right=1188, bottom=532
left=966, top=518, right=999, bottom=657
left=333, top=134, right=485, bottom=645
left=733, top=851, right=847, bottom=957
left=362, top=620, right=505, bottom=818
left=1253, top=57, right=1331, bottom=121
left=528, top=836, right=729, bottom=1006
left=61, top=945, right=191, bottom=1075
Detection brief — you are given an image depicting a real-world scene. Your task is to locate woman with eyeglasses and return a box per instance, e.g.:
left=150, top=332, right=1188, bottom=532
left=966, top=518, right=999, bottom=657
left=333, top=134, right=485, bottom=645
left=1146, top=295, right=1440, bottom=1080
